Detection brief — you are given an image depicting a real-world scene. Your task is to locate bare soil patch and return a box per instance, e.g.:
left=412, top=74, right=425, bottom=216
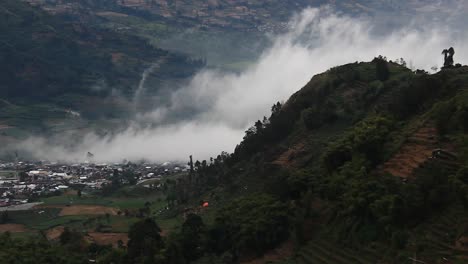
left=273, top=142, right=306, bottom=168
left=59, top=205, right=118, bottom=216
left=456, top=236, right=468, bottom=252
left=380, top=125, right=438, bottom=178
left=63, top=190, right=78, bottom=196
left=0, top=224, right=28, bottom=233
left=110, top=52, right=124, bottom=64
left=87, top=232, right=128, bottom=248
left=46, top=226, right=65, bottom=240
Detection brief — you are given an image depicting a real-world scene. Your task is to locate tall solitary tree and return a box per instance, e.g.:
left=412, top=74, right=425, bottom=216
left=442, top=49, right=449, bottom=66
left=180, top=213, right=205, bottom=261
left=127, top=218, right=164, bottom=263
left=375, top=58, right=390, bottom=81
left=442, top=47, right=455, bottom=68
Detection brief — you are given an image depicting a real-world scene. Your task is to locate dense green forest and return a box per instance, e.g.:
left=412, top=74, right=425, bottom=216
left=3, top=59, right=468, bottom=263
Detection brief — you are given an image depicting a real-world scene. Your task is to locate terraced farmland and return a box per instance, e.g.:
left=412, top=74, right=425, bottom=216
left=296, top=239, right=382, bottom=264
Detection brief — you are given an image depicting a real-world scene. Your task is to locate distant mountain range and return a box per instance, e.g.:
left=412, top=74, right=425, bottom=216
left=21, top=0, right=468, bottom=32
left=0, top=0, right=203, bottom=141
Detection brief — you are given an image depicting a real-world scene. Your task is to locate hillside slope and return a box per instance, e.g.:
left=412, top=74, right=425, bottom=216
left=171, top=59, right=468, bottom=264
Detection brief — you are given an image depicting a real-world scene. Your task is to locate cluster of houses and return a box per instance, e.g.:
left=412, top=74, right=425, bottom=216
left=0, top=160, right=188, bottom=208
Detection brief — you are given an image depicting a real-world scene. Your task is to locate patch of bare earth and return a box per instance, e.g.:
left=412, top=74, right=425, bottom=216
left=110, top=52, right=124, bottom=64
left=46, top=226, right=65, bottom=240
left=272, top=142, right=306, bottom=168
left=241, top=240, right=294, bottom=264
left=0, top=224, right=28, bottom=233
left=379, top=125, right=438, bottom=178
left=59, top=205, right=118, bottom=216
left=87, top=232, right=128, bottom=248
left=456, top=236, right=468, bottom=252
left=63, top=190, right=78, bottom=196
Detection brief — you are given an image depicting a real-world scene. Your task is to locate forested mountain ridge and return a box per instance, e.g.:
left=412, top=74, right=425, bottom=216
left=166, top=59, right=468, bottom=264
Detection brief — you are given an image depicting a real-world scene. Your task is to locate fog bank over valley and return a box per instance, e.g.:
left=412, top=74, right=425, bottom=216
left=16, top=7, right=468, bottom=163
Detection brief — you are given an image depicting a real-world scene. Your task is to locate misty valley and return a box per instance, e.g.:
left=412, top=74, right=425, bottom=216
left=1, top=1, right=468, bottom=264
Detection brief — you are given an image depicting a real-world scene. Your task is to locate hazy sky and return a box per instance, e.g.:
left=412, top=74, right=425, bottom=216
left=18, top=7, right=468, bottom=163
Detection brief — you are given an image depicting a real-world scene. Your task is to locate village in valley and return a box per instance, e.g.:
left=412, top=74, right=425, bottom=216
left=0, top=158, right=188, bottom=210
left=0, top=155, right=196, bottom=248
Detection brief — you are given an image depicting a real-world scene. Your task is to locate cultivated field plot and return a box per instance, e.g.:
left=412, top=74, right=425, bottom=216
left=46, top=226, right=65, bottom=240
left=40, top=195, right=113, bottom=206
left=0, top=224, right=28, bottom=233
left=87, top=232, right=128, bottom=248
left=58, top=205, right=118, bottom=216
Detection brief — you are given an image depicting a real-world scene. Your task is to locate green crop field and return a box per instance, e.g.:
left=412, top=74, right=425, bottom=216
left=40, top=195, right=112, bottom=206
left=0, top=170, right=17, bottom=178
left=7, top=208, right=61, bottom=230
left=31, top=215, right=90, bottom=230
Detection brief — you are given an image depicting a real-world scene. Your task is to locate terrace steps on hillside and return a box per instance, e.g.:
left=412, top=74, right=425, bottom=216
left=298, top=249, right=332, bottom=264
left=297, top=239, right=379, bottom=264
left=414, top=159, right=460, bottom=178
left=379, top=123, right=441, bottom=178
left=306, top=243, right=357, bottom=264
left=411, top=204, right=468, bottom=261
left=320, top=241, right=379, bottom=263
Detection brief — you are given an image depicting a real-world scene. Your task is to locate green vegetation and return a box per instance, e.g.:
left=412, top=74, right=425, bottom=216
left=127, top=218, right=164, bottom=263
left=7, top=209, right=61, bottom=230
left=0, top=232, right=88, bottom=264
left=40, top=195, right=112, bottom=206
left=211, top=194, right=290, bottom=256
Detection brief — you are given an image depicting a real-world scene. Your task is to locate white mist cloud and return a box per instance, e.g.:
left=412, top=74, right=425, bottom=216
left=17, top=7, right=468, bottom=163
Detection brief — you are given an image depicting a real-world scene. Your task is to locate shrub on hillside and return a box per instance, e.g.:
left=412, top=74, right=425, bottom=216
left=210, top=194, right=289, bottom=257
left=301, top=102, right=337, bottom=130
left=322, top=115, right=394, bottom=172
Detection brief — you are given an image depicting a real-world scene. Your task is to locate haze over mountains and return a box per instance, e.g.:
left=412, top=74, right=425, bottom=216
left=1, top=0, right=468, bottom=162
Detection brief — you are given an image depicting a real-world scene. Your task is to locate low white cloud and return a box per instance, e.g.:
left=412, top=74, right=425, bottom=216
left=17, top=7, right=468, bottom=163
